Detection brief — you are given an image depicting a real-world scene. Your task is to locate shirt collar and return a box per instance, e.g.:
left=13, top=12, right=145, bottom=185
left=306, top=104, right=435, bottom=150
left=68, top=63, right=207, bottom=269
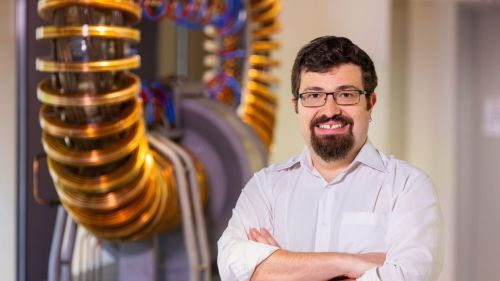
left=275, top=141, right=386, bottom=173
left=274, top=147, right=309, bottom=172
left=351, top=141, right=386, bottom=172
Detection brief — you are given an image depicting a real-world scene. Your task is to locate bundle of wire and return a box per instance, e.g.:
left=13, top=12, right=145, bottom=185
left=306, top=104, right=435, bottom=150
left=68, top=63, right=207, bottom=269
left=141, top=0, right=282, bottom=151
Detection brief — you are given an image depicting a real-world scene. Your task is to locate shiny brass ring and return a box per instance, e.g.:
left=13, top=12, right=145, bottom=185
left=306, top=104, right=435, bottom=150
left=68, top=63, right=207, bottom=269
left=60, top=180, right=154, bottom=228
left=37, top=73, right=140, bottom=107
left=36, top=25, right=140, bottom=42
left=250, top=0, right=276, bottom=12
left=251, top=41, right=281, bottom=52
left=252, top=1, right=281, bottom=23
left=38, top=0, right=142, bottom=23
left=242, top=115, right=272, bottom=147
left=42, top=124, right=146, bottom=166
left=240, top=100, right=275, bottom=120
left=57, top=159, right=155, bottom=225
left=247, top=81, right=278, bottom=104
left=55, top=152, right=152, bottom=211
left=146, top=150, right=179, bottom=234
left=249, top=55, right=280, bottom=68
left=36, top=55, right=140, bottom=73
left=125, top=164, right=169, bottom=240
left=252, top=21, right=281, bottom=37
left=86, top=162, right=163, bottom=240
left=39, top=99, right=143, bottom=138
left=248, top=69, right=280, bottom=85
left=47, top=139, right=148, bottom=193
left=241, top=107, right=275, bottom=129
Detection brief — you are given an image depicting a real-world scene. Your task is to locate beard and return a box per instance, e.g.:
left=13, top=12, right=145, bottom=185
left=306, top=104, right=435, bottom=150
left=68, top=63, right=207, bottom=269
left=310, top=114, right=355, bottom=162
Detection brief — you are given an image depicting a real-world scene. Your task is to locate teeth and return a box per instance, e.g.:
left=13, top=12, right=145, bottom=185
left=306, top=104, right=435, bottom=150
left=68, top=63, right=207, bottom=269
left=318, top=124, right=343, bottom=129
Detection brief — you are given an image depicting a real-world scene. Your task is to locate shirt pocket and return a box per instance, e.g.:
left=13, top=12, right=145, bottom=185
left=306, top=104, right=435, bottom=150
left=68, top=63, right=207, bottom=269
left=338, top=212, right=388, bottom=253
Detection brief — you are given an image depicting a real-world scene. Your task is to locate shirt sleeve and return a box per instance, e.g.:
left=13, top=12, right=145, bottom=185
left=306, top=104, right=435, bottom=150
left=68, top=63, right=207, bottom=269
left=357, top=173, right=444, bottom=281
left=217, top=173, right=280, bottom=281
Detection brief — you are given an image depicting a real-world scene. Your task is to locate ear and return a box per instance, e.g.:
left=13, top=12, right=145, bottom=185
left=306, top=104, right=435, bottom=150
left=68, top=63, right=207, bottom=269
left=368, top=92, right=377, bottom=111
left=292, top=97, right=299, bottom=114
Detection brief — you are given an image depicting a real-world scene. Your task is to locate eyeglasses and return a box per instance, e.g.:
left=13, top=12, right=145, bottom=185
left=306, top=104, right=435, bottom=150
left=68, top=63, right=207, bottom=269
left=298, top=90, right=368, bottom=107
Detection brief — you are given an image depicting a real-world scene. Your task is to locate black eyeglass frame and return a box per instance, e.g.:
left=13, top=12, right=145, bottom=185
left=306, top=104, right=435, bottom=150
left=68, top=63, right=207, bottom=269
left=297, top=89, right=370, bottom=107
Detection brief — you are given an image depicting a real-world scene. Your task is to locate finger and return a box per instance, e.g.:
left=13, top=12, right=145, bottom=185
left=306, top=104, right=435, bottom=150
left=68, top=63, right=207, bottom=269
left=259, top=228, right=280, bottom=247
left=247, top=228, right=258, bottom=241
left=253, top=234, right=268, bottom=244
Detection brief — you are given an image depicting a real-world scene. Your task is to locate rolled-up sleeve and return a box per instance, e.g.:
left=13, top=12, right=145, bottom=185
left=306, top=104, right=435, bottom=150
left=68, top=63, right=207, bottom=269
left=357, top=174, right=444, bottom=281
left=217, top=173, right=280, bottom=281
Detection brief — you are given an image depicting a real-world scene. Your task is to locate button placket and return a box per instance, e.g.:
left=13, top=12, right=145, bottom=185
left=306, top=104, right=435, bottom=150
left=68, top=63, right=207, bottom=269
left=314, top=187, right=335, bottom=251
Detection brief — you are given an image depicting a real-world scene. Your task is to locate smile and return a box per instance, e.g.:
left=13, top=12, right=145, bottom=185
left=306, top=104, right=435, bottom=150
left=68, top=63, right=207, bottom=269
left=317, top=123, right=344, bottom=130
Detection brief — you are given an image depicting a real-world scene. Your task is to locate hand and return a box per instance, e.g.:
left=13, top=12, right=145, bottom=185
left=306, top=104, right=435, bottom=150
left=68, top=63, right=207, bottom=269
left=345, top=252, right=386, bottom=279
left=247, top=228, right=281, bottom=248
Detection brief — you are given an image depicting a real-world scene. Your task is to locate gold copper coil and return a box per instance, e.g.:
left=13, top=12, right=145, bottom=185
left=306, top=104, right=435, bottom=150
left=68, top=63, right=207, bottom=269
left=36, top=26, right=140, bottom=42
left=133, top=150, right=180, bottom=238
left=114, top=164, right=167, bottom=241
left=247, top=81, right=278, bottom=104
left=248, top=69, right=280, bottom=85
left=61, top=183, right=152, bottom=229
left=241, top=115, right=272, bottom=147
left=251, top=1, right=281, bottom=23
left=57, top=164, right=156, bottom=227
left=38, top=0, right=142, bottom=23
left=249, top=0, right=276, bottom=12
left=72, top=157, right=163, bottom=240
left=249, top=55, right=280, bottom=68
left=39, top=99, right=142, bottom=139
left=55, top=154, right=153, bottom=212
left=252, top=20, right=281, bottom=37
left=47, top=139, right=148, bottom=193
left=36, top=55, right=140, bottom=73
left=240, top=95, right=276, bottom=121
left=240, top=103, right=275, bottom=123
left=37, top=73, right=140, bottom=107
left=42, top=122, right=145, bottom=167
left=241, top=106, right=275, bottom=130
left=251, top=41, right=281, bottom=52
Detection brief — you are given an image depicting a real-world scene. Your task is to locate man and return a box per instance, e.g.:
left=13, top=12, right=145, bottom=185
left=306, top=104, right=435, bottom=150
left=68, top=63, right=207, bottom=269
left=217, top=36, right=442, bottom=281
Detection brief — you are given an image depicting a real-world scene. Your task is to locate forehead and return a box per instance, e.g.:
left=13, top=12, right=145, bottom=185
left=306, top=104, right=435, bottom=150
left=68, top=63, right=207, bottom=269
left=299, top=64, right=363, bottom=90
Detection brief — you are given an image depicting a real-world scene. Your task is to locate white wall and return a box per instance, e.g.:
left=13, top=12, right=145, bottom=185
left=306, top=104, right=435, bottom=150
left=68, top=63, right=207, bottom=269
left=406, top=2, right=458, bottom=280
left=0, top=0, right=17, bottom=280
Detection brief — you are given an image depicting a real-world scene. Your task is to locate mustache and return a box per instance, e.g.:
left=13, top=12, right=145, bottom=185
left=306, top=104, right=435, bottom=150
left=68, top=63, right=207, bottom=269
left=310, top=114, right=354, bottom=129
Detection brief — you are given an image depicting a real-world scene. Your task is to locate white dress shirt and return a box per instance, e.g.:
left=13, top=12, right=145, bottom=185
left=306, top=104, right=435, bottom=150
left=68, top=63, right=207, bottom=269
left=217, top=142, right=442, bottom=281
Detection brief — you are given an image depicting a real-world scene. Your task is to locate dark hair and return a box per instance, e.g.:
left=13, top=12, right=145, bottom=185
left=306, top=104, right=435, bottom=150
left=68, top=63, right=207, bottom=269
left=291, top=36, right=377, bottom=99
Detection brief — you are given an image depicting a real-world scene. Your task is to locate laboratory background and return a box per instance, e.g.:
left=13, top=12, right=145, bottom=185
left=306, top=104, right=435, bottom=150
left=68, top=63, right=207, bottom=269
left=1, top=0, right=499, bottom=280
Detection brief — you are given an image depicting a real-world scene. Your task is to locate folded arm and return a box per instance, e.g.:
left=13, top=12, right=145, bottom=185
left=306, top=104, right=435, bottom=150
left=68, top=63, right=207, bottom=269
left=248, top=228, right=385, bottom=281
left=217, top=174, right=386, bottom=281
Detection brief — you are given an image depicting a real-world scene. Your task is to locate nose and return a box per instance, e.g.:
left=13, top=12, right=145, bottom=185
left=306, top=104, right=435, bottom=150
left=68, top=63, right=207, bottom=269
left=322, top=94, right=341, bottom=115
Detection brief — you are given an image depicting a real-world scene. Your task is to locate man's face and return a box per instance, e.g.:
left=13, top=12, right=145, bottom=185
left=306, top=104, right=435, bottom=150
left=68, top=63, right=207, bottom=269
left=293, top=64, right=376, bottom=162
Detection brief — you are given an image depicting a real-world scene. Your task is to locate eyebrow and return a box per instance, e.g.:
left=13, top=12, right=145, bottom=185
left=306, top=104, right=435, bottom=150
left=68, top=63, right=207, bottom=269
left=301, top=84, right=360, bottom=92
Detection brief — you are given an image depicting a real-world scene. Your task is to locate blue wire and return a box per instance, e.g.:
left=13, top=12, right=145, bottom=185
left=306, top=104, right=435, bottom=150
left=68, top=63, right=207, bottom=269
left=151, top=80, right=176, bottom=125
left=221, top=49, right=246, bottom=60
left=224, top=74, right=242, bottom=107
left=195, top=0, right=208, bottom=22
left=142, top=0, right=168, bottom=21
left=211, top=0, right=234, bottom=27
left=220, top=8, right=246, bottom=36
left=141, top=81, right=156, bottom=126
